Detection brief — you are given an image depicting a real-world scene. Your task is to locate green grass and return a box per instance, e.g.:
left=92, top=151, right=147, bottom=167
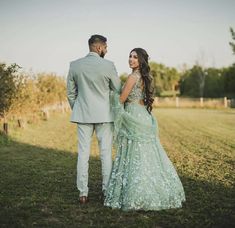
left=0, top=109, right=234, bottom=227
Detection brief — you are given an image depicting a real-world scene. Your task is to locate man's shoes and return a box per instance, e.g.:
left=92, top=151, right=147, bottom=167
left=79, top=196, right=89, bottom=204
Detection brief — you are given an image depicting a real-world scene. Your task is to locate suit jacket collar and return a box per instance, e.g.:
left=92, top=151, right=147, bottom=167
left=87, top=52, right=100, bottom=57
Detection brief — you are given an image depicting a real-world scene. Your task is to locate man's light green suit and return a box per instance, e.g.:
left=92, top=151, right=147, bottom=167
left=67, top=52, right=121, bottom=197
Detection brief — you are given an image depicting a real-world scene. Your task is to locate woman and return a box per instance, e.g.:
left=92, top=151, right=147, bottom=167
left=104, top=48, right=186, bottom=211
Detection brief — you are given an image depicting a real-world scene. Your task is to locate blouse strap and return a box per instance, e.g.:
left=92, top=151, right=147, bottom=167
left=130, top=71, right=141, bottom=81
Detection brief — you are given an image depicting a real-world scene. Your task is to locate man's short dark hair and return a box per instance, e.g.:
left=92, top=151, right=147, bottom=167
left=88, top=34, right=107, bottom=46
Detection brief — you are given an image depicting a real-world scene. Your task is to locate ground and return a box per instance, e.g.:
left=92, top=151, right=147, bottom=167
left=0, top=108, right=234, bottom=227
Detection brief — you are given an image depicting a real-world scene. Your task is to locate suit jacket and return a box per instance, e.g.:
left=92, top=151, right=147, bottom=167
left=67, top=52, right=121, bottom=123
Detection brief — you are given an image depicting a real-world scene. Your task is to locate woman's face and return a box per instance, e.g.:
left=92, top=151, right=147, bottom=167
left=129, top=51, right=139, bottom=70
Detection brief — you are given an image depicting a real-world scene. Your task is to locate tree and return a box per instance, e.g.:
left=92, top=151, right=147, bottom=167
left=179, top=65, right=205, bottom=97
left=203, top=68, right=224, bottom=98
left=179, top=65, right=235, bottom=98
left=0, top=63, right=22, bottom=134
left=0, top=63, right=21, bottom=118
left=166, top=67, right=180, bottom=97
left=149, top=62, right=180, bottom=96
left=229, top=27, right=235, bottom=55
left=36, top=73, right=66, bottom=107
left=223, top=65, right=235, bottom=98
left=10, top=74, right=39, bottom=115
left=226, top=27, right=235, bottom=98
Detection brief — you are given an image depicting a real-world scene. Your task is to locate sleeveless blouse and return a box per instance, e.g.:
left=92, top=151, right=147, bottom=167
left=126, top=71, right=144, bottom=104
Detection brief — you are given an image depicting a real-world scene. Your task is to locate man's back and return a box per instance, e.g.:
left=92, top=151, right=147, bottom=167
left=68, top=34, right=121, bottom=203
left=67, top=52, right=120, bottom=123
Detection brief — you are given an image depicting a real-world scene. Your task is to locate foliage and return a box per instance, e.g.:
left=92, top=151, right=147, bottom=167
left=9, top=74, right=39, bottom=116
left=0, top=63, right=22, bottom=117
left=36, top=73, right=66, bottom=107
left=150, top=62, right=180, bottom=96
left=179, top=65, right=235, bottom=98
left=229, top=27, right=235, bottom=55
left=223, top=64, right=235, bottom=98
left=203, top=68, right=224, bottom=98
left=0, top=62, right=67, bottom=119
left=179, top=65, right=205, bottom=97
left=119, top=73, right=128, bottom=85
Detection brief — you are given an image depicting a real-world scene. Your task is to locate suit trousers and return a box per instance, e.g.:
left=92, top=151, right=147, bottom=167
left=77, top=123, right=113, bottom=197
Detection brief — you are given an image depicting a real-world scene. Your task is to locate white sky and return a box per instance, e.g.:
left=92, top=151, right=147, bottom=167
left=0, top=0, right=235, bottom=76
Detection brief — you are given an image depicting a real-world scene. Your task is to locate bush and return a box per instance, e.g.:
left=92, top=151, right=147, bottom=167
left=0, top=62, right=67, bottom=120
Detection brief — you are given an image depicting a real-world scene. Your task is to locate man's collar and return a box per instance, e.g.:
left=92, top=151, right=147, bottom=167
left=87, top=52, right=100, bottom=57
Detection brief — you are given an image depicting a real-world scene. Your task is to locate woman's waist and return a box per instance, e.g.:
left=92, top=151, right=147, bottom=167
left=125, top=99, right=145, bottom=106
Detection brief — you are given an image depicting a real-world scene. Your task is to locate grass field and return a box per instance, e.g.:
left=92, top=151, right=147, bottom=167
left=0, top=108, right=234, bottom=227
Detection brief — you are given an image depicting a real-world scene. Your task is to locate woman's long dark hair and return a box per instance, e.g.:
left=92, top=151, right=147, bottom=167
left=130, top=48, right=155, bottom=113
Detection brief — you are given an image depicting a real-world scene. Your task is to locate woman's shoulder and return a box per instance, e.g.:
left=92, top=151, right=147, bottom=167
left=128, top=71, right=141, bottom=80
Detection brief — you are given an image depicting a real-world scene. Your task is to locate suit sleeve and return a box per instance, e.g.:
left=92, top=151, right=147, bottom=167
left=67, top=63, right=77, bottom=109
left=109, top=62, right=121, bottom=93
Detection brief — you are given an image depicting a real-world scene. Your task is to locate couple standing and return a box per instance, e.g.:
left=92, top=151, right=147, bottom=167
left=67, top=34, right=185, bottom=211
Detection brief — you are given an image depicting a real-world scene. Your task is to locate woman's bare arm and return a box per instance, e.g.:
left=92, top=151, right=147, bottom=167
left=119, top=75, right=137, bottom=103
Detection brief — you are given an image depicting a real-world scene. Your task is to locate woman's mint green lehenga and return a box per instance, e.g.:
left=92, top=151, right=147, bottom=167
left=104, top=71, right=186, bottom=211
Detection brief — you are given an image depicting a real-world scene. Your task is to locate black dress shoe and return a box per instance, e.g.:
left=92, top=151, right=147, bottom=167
left=79, top=196, right=89, bottom=204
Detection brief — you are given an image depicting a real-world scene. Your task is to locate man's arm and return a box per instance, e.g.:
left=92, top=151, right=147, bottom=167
left=109, top=63, right=121, bottom=93
left=67, top=63, right=77, bottom=109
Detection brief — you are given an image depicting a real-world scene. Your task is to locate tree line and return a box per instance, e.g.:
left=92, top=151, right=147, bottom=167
left=119, top=61, right=235, bottom=98
left=1, top=57, right=234, bottom=122
left=1, top=28, right=234, bottom=123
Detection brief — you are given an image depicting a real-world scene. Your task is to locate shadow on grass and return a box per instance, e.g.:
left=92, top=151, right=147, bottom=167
left=0, top=134, right=234, bottom=228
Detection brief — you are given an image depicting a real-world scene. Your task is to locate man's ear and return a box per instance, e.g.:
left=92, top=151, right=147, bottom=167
left=97, top=45, right=103, bottom=56
left=97, top=44, right=102, bottom=52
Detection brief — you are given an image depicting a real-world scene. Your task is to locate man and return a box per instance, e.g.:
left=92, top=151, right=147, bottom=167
left=67, top=34, right=121, bottom=204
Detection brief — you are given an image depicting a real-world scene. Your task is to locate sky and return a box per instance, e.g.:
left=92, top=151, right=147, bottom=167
left=0, top=0, right=235, bottom=77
